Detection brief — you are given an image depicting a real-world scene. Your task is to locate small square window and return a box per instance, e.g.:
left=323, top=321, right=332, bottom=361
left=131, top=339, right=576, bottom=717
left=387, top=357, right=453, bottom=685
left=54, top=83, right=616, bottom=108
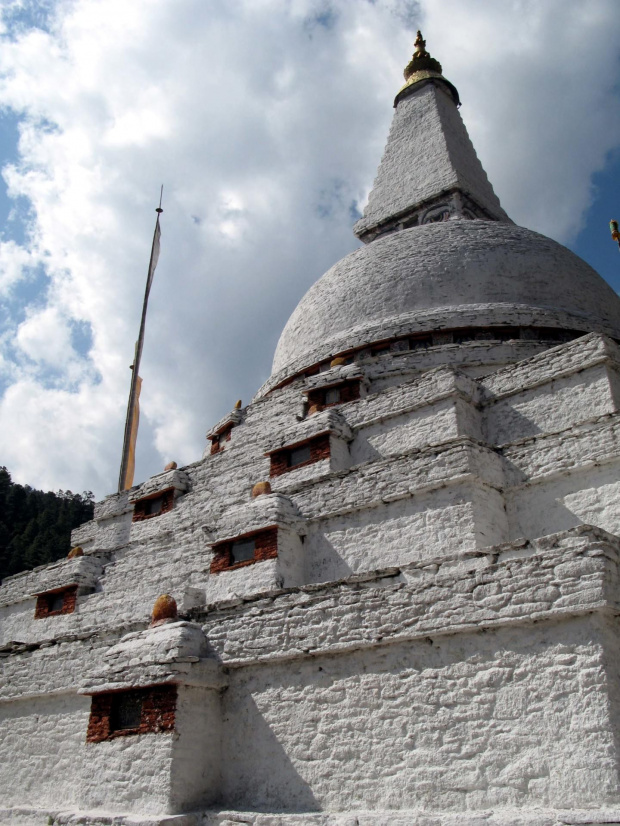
left=34, top=585, right=78, bottom=619
left=408, top=336, right=431, bottom=351
left=110, top=692, right=143, bottom=733
left=231, top=538, right=255, bottom=564
left=48, top=593, right=65, bottom=613
left=144, top=496, right=163, bottom=516
left=325, top=387, right=341, bottom=405
left=372, top=344, right=391, bottom=356
left=288, top=444, right=312, bottom=467
left=132, top=488, right=174, bottom=522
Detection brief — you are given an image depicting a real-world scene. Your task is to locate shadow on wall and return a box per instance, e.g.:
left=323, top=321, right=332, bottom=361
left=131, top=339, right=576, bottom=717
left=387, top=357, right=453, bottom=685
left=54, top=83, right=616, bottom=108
left=505, top=463, right=620, bottom=542
left=484, top=403, right=543, bottom=449
left=221, top=692, right=321, bottom=812
left=303, top=527, right=353, bottom=583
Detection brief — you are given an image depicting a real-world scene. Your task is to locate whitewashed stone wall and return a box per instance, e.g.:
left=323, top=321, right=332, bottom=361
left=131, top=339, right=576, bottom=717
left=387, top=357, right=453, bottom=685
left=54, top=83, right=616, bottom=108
left=2, top=330, right=620, bottom=825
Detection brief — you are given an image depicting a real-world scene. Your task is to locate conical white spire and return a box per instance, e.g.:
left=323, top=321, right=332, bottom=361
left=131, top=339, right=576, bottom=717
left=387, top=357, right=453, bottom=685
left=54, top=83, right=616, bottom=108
left=353, top=33, right=511, bottom=243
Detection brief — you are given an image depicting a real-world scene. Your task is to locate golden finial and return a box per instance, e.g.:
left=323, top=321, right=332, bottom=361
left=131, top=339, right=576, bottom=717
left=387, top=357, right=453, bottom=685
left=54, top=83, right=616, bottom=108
left=396, top=30, right=460, bottom=108
left=234, top=399, right=242, bottom=409
left=413, top=31, right=430, bottom=59
left=403, top=31, right=442, bottom=81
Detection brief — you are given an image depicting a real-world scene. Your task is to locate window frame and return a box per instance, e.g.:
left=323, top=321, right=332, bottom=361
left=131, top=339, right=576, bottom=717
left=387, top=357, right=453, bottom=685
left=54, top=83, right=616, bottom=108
left=210, top=424, right=233, bottom=455
left=132, top=488, right=175, bottom=523
left=269, top=433, right=331, bottom=477
left=210, top=527, right=278, bottom=574
left=306, top=380, right=360, bottom=413
left=34, top=585, right=78, bottom=619
left=86, top=685, right=177, bottom=743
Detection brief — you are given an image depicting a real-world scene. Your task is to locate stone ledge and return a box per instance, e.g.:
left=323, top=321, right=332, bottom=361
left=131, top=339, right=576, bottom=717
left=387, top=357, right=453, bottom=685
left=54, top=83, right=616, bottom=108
left=128, top=469, right=190, bottom=504
left=0, top=809, right=197, bottom=826
left=263, top=408, right=353, bottom=454
left=194, top=525, right=620, bottom=666
left=480, top=332, right=620, bottom=403
left=255, top=305, right=610, bottom=399
left=0, top=553, right=108, bottom=608
left=206, top=408, right=243, bottom=441
left=79, top=621, right=227, bottom=694
left=344, top=364, right=481, bottom=431
left=4, top=806, right=619, bottom=826
left=206, top=493, right=301, bottom=544
left=287, top=437, right=504, bottom=521
left=500, top=412, right=620, bottom=487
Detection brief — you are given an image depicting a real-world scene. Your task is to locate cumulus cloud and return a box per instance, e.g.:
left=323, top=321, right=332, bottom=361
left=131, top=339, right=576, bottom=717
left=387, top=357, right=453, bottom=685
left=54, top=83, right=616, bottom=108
left=0, top=0, right=618, bottom=497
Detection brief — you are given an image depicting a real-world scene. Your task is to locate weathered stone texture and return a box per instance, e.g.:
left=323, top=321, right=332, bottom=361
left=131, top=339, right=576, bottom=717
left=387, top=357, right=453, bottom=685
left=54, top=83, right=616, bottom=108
left=353, top=81, right=509, bottom=239
left=3, top=62, right=620, bottom=826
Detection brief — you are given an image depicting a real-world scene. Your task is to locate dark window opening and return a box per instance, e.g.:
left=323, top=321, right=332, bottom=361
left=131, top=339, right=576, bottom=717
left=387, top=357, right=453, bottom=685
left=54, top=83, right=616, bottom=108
left=371, top=343, right=391, bottom=356
left=110, top=692, right=143, bottom=733
left=132, top=489, right=174, bottom=522
left=288, top=444, right=312, bottom=468
left=307, top=381, right=360, bottom=413
left=86, top=685, right=177, bottom=743
left=210, top=527, right=278, bottom=574
left=269, top=433, right=331, bottom=477
left=49, top=593, right=65, bottom=613
left=144, top=496, right=163, bottom=516
left=454, top=331, right=477, bottom=344
left=34, top=585, right=78, bottom=619
left=231, top=537, right=255, bottom=564
left=210, top=424, right=233, bottom=455
left=408, top=335, right=432, bottom=350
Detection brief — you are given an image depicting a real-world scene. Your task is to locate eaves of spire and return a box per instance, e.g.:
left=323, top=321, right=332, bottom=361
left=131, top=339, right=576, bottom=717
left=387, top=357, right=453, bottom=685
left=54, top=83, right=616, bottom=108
left=353, top=32, right=511, bottom=244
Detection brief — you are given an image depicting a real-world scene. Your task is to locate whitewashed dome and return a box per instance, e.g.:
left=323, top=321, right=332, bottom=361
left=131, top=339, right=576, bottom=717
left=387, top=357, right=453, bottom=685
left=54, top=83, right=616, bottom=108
left=271, top=219, right=620, bottom=379
left=267, top=35, right=620, bottom=388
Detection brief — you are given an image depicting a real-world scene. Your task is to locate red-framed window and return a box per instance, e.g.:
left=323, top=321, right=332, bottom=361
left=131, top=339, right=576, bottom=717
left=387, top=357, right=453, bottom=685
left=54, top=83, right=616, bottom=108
left=86, top=684, right=177, bottom=743
left=132, top=488, right=174, bottom=522
left=210, top=527, right=278, bottom=574
left=307, top=380, right=360, bottom=413
left=34, top=585, right=78, bottom=619
left=269, top=433, right=330, bottom=477
left=209, top=424, right=233, bottom=455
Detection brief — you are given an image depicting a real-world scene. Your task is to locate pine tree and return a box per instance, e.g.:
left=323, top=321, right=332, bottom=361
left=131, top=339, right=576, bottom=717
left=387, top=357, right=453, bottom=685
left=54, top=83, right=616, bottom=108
left=0, top=467, right=95, bottom=582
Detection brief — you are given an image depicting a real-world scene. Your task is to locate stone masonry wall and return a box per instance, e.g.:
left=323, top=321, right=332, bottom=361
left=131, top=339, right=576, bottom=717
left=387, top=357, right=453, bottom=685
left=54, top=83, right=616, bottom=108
left=221, top=614, right=620, bottom=813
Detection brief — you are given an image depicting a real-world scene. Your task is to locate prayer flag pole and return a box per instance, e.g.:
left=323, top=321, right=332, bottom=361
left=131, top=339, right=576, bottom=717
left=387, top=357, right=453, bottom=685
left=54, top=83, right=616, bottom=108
left=118, top=187, right=164, bottom=493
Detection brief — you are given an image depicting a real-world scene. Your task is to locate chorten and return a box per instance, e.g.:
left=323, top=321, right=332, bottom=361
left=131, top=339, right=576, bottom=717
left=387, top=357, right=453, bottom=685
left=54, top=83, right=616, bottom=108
left=2, top=34, right=620, bottom=826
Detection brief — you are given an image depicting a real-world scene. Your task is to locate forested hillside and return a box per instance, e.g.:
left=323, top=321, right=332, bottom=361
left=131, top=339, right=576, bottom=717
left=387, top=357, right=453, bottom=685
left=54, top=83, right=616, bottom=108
left=0, top=467, right=94, bottom=583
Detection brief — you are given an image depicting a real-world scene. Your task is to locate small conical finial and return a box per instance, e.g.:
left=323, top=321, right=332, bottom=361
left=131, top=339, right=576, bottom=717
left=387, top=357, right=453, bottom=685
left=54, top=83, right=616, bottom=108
left=403, top=30, right=442, bottom=81
left=396, top=30, right=460, bottom=108
left=413, top=31, right=429, bottom=59
left=234, top=399, right=242, bottom=409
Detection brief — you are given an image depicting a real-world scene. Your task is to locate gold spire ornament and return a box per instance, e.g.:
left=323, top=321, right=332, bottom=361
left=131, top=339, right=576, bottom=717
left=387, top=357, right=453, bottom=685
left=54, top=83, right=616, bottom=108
left=610, top=220, right=620, bottom=251
left=403, top=31, right=443, bottom=79
left=395, top=31, right=460, bottom=108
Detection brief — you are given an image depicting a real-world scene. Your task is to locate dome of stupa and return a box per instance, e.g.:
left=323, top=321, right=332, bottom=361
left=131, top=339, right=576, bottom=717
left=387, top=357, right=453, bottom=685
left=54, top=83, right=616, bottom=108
left=271, top=220, right=620, bottom=379
left=264, top=33, right=620, bottom=391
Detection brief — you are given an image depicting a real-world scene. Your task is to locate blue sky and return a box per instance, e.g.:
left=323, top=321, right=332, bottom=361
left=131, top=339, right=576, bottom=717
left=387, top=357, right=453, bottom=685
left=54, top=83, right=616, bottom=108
left=571, top=150, right=620, bottom=296
left=0, top=0, right=619, bottom=498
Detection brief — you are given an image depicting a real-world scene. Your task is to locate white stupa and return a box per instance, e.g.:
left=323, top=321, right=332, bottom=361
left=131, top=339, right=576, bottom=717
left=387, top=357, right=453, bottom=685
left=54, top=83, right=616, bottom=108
left=2, top=32, right=620, bottom=826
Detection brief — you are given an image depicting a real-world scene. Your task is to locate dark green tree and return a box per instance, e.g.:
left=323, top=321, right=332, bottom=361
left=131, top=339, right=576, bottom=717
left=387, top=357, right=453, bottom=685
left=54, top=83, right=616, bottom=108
left=0, top=467, right=94, bottom=583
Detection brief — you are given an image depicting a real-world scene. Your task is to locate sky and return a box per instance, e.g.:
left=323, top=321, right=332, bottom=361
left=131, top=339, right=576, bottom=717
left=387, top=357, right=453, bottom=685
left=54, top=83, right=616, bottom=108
left=0, top=0, right=619, bottom=500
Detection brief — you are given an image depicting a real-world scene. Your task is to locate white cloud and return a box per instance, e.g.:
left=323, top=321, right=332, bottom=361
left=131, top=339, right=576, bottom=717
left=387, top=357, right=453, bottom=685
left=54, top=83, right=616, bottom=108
left=0, top=239, right=37, bottom=290
left=16, top=305, right=74, bottom=366
left=0, top=0, right=618, bottom=497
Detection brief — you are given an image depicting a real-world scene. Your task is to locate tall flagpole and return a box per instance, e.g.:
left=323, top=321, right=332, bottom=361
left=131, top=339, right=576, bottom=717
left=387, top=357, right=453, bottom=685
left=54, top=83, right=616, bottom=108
left=118, top=187, right=164, bottom=493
